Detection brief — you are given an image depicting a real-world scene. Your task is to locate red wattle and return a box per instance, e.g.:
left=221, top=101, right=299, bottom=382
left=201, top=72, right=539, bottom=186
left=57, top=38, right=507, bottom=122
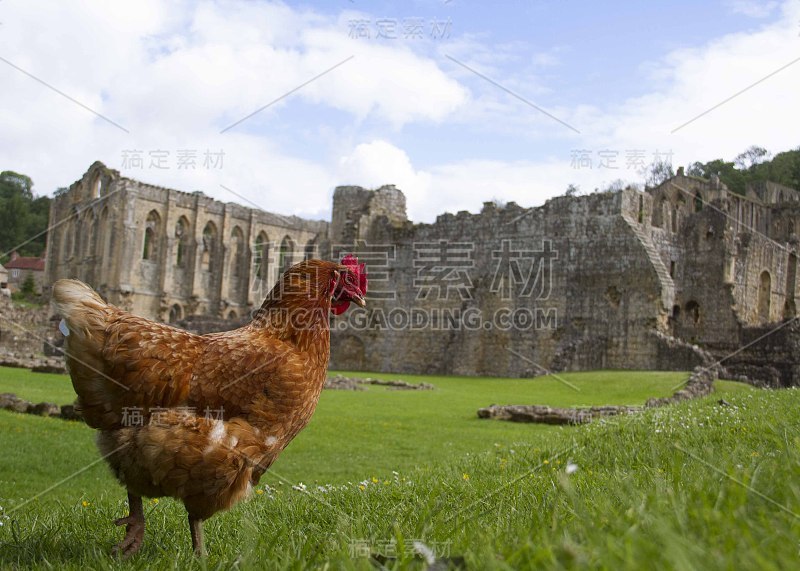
left=331, top=300, right=350, bottom=315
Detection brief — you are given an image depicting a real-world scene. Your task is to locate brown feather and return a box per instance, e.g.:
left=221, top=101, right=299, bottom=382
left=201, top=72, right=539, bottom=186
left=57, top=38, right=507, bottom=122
left=52, top=259, right=346, bottom=524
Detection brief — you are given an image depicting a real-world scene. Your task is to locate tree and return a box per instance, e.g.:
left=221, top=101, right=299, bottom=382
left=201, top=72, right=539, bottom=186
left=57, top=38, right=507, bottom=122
left=685, top=146, right=800, bottom=196
left=603, top=179, right=627, bottom=192
left=565, top=183, right=580, bottom=197
left=734, top=146, right=770, bottom=170
left=20, top=273, right=36, bottom=296
left=642, top=159, right=674, bottom=189
left=0, top=171, right=50, bottom=261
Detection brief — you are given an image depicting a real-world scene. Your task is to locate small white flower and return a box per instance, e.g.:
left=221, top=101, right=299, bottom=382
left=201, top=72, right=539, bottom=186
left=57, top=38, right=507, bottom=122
left=412, top=541, right=436, bottom=565
left=292, top=482, right=307, bottom=492
left=566, top=463, right=579, bottom=475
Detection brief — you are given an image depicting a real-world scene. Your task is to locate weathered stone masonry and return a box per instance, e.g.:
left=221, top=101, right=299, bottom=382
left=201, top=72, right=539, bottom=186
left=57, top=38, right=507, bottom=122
left=45, top=162, right=327, bottom=322
left=45, top=163, right=800, bottom=385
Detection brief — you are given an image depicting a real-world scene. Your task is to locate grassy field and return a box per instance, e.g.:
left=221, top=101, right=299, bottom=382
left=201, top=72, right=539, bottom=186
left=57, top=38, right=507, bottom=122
left=2, top=366, right=796, bottom=569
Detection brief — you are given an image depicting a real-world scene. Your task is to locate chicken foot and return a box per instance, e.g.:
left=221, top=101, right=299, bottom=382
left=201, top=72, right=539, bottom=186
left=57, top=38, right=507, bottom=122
left=112, top=492, right=145, bottom=557
left=189, top=516, right=205, bottom=556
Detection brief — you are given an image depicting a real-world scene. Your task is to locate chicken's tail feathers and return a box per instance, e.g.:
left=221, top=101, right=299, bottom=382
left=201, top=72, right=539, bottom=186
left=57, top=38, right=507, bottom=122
left=52, top=279, right=117, bottom=428
left=52, top=279, right=109, bottom=339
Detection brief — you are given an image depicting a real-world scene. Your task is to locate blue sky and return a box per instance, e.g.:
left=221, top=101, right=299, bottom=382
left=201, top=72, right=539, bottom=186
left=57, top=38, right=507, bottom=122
left=1, top=0, right=798, bottom=221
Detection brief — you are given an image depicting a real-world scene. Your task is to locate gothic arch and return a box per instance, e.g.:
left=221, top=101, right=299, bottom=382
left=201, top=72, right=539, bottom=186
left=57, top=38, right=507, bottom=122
left=175, top=216, right=191, bottom=267
left=279, top=235, right=295, bottom=274
left=201, top=221, right=218, bottom=271
left=253, top=231, right=270, bottom=291
left=230, top=226, right=245, bottom=278
left=168, top=304, right=183, bottom=323
left=142, top=210, right=162, bottom=261
left=90, top=175, right=103, bottom=199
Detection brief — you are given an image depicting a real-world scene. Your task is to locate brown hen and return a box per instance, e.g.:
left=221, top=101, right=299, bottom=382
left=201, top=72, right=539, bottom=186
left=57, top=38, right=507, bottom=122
left=52, top=256, right=367, bottom=556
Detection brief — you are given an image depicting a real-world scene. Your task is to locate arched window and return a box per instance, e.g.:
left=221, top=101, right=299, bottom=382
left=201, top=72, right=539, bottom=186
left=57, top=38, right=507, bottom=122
left=253, top=232, right=269, bottom=280
left=758, top=271, right=771, bottom=322
left=168, top=304, right=182, bottom=324
left=142, top=210, right=161, bottom=261
left=694, top=192, right=703, bottom=212
left=228, top=310, right=238, bottom=320
left=279, top=236, right=294, bottom=274
left=201, top=222, right=218, bottom=271
left=91, top=176, right=102, bottom=198
left=671, top=205, right=679, bottom=232
left=230, top=226, right=244, bottom=278
left=175, top=216, right=190, bottom=267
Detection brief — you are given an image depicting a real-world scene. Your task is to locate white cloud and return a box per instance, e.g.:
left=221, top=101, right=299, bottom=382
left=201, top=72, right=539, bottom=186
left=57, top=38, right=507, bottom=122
left=0, top=0, right=466, bottom=217
left=1, top=0, right=799, bottom=229
left=337, top=140, right=432, bottom=218
left=727, top=0, right=780, bottom=18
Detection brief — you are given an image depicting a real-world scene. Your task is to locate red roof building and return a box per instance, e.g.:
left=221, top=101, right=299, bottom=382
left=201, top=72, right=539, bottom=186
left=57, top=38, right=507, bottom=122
left=5, top=251, right=46, bottom=271
left=5, top=251, right=46, bottom=293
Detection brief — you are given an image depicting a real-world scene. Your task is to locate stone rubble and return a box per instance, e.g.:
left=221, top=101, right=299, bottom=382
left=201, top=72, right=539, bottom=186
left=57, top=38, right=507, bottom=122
left=324, top=374, right=434, bottom=391
left=478, top=366, right=719, bottom=425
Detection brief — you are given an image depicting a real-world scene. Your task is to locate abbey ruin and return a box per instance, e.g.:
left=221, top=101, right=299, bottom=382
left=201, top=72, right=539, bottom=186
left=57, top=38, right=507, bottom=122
left=45, top=162, right=800, bottom=386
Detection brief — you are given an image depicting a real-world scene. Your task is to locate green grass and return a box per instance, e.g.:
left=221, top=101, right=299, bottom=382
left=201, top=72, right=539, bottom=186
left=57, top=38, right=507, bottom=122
left=2, top=367, right=793, bottom=570
left=0, top=366, right=751, bottom=488
left=0, top=366, right=79, bottom=404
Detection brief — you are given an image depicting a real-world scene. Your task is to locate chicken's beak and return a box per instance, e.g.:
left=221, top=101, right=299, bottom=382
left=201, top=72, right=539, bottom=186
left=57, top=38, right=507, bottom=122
left=353, top=294, right=366, bottom=308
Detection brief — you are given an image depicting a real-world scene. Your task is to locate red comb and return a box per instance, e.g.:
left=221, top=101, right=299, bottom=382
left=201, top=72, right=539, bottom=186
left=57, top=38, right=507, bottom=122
left=340, top=254, right=368, bottom=294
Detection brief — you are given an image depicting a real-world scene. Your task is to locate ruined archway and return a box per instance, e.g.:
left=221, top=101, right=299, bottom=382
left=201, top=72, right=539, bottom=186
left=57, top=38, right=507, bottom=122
left=279, top=235, right=294, bottom=274
left=142, top=210, right=161, bottom=261
left=168, top=304, right=182, bottom=323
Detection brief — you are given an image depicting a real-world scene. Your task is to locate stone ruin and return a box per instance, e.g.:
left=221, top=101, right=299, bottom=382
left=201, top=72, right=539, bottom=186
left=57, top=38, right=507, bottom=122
left=478, top=365, right=718, bottom=425
left=37, top=162, right=800, bottom=386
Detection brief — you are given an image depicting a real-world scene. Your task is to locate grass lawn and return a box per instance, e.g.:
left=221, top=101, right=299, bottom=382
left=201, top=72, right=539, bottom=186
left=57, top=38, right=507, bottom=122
left=2, top=366, right=791, bottom=570
left=0, top=366, right=752, bottom=491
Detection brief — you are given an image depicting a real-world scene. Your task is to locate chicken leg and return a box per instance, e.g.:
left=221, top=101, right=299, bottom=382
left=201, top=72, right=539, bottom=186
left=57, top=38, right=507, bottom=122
left=112, top=492, right=145, bottom=557
left=189, top=516, right=205, bottom=556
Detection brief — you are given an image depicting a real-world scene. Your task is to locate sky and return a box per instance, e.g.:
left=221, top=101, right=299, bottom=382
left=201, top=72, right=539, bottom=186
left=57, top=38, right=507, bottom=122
left=1, top=0, right=799, bottom=222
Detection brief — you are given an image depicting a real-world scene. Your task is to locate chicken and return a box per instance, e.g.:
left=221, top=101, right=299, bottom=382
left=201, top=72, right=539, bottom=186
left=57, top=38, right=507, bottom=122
left=52, top=256, right=367, bottom=556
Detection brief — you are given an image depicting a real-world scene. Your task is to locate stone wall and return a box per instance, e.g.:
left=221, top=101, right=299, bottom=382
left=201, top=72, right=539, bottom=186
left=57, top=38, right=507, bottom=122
left=330, top=190, right=670, bottom=376
left=45, top=162, right=329, bottom=322
left=42, top=162, right=800, bottom=383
